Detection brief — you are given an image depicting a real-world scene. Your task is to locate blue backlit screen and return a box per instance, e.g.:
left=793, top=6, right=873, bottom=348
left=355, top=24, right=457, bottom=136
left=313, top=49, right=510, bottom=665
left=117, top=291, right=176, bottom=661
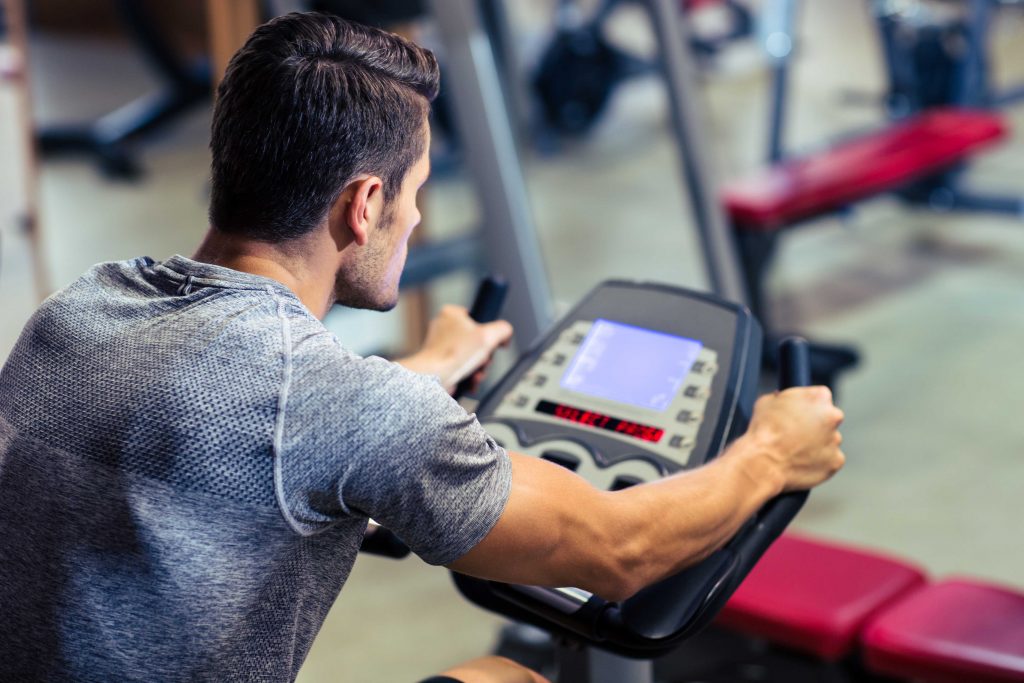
left=560, top=319, right=703, bottom=412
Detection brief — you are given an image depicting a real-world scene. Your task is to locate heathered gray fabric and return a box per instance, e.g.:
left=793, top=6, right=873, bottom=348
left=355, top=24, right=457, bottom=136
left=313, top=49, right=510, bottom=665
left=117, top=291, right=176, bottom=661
left=0, top=255, right=512, bottom=682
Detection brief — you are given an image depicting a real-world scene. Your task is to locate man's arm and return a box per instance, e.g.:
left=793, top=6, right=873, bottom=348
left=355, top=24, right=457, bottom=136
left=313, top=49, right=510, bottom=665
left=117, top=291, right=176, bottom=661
left=397, top=305, right=512, bottom=394
left=448, top=387, right=845, bottom=602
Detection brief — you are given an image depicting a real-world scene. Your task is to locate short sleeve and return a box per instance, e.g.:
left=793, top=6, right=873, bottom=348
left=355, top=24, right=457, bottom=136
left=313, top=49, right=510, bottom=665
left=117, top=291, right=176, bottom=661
left=277, top=333, right=511, bottom=566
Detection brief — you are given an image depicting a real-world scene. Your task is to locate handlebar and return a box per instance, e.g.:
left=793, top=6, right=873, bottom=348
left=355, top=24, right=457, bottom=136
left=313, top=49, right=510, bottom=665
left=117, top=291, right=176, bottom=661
left=461, top=335, right=817, bottom=656
left=778, top=335, right=812, bottom=388
left=756, top=336, right=812, bottom=530
left=359, top=523, right=412, bottom=559
left=453, top=275, right=509, bottom=401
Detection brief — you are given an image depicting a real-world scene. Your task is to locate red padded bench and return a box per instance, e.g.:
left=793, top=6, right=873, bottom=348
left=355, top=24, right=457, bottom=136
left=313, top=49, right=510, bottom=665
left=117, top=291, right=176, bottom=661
left=715, top=533, right=928, bottom=661
left=723, top=108, right=1008, bottom=231
left=862, top=578, right=1024, bottom=683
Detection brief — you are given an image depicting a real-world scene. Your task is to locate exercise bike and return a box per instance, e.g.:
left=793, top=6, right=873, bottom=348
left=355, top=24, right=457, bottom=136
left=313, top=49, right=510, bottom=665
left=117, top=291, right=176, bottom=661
left=365, top=276, right=819, bottom=682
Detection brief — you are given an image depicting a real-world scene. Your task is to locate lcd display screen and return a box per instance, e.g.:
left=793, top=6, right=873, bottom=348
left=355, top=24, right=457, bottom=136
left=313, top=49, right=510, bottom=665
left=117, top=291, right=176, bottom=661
left=560, top=319, right=702, bottom=412
left=536, top=400, right=664, bottom=443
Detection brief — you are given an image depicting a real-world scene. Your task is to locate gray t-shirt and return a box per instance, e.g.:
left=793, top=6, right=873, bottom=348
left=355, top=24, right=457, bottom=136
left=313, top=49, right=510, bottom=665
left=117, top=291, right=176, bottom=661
left=0, top=255, right=512, bottom=682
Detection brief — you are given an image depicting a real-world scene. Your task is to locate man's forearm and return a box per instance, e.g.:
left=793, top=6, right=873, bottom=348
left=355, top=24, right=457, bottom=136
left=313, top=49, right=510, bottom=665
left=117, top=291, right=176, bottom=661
left=449, top=435, right=784, bottom=602
left=598, top=434, right=783, bottom=596
left=451, top=388, right=843, bottom=602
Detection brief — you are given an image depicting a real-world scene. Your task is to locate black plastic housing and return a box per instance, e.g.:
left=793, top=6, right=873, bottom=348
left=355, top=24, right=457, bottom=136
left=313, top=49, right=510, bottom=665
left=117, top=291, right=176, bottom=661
left=453, top=281, right=812, bottom=657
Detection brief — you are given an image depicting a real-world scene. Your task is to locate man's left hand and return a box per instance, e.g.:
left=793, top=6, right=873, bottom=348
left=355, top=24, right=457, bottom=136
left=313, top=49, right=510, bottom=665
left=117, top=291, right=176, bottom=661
left=397, top=305, right=513, bottom=395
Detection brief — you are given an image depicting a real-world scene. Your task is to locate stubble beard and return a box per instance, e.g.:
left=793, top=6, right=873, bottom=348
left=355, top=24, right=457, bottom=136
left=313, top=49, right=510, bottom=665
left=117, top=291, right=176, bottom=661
left=331, top=204, right=400, bottom=312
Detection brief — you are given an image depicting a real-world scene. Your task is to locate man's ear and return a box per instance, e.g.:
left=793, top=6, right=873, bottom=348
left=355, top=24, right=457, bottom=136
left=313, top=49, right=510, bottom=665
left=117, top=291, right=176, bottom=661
left=330, top=175, right=384, bottom=247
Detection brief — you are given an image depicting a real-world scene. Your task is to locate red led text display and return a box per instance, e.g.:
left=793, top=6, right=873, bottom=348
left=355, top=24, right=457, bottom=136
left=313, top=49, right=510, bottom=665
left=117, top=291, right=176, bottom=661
left=536, top=400, right=664, bottom=443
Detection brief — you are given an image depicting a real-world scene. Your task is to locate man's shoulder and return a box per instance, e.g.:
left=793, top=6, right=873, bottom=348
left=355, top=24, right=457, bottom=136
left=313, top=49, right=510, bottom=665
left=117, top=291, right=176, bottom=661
left=36, top=258, right=151, bottom=309
left=287, top=332, right=450, bottom=417
left=15, top=259, right=157, bottom=346
left=290, top=332, right=427, bottom=390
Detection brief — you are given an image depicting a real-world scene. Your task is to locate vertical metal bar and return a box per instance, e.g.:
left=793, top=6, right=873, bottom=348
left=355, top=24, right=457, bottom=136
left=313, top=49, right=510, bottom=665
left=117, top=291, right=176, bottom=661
left=555, top=642, right=655, bottom=683
left=872, top=3, right=911, bottom=116
left=767, top=67, right=788, bottom=163
left=645, top=0, right=748, bottom=304
left=429, top=0, right=554, bottom=345
left=477, top=0, right=530, bottom=142
left=762, top=0, right=798, bottom=163
left=5, top=0, right=50, bottom=298
left=959, top=0, right=993, bottom=106
left=588, top=648, right=654, bottom=683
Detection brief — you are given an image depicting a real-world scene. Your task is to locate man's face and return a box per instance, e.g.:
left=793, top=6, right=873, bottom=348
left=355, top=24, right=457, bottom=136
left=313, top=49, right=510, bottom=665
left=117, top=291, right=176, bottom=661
left=334, top=126, right=431, bottom=311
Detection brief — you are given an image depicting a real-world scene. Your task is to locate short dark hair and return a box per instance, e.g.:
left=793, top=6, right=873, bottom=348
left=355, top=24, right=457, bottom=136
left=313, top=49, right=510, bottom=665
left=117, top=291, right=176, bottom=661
left=209, top=12, right=439, bottom=241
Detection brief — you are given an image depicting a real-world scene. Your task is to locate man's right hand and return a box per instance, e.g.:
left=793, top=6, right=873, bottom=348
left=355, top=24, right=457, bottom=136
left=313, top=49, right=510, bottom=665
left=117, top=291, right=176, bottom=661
left=741, top=386, right=846, bottom=493
left=437, top=655, right=550, bottom=683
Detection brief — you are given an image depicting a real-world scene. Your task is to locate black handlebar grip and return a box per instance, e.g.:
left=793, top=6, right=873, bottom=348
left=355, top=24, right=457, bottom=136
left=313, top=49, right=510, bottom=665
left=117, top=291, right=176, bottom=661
left=466, top=275, right=509, bottom=325
left=359, top=525, right=412, bottom=559
left=778, top=336, right=812, bottom=390
left=453, top=276, right=509, bottom=401
left=761, top=336, right=813, bottom=522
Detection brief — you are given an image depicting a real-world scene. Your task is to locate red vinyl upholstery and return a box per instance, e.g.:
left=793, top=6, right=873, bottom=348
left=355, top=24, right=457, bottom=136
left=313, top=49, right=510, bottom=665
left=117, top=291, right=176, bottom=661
left=862, top=578, right=1024, bottom=683
left=715, top=533, right=928, bottom=660
left=723, top=108, right=1008, bottom=231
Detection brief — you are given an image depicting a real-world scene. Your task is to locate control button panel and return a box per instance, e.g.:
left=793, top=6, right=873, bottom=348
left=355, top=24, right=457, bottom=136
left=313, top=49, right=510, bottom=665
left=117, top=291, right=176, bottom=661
left=490, top=321, right=719, bottom=468
left=481, top=422, right=664, bottom=491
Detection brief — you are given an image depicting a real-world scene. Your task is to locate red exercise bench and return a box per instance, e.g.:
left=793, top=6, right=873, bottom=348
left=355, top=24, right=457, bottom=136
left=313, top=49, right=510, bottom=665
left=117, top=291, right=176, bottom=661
left=720, top=108, right=1009, bottom=361
left=715, top=533, right=1024, bottom=682
left=715, top=533, right=927, bottom=661
left=862, top=578, right=1024, bottom=683
left=723, top=108, right=1007, bottom=232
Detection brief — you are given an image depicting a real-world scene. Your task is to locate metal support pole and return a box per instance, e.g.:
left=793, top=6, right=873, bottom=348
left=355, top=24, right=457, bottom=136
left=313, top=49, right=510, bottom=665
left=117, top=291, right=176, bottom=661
left=4, top=0, right=50, bottom=298
left=960, top=0, right=993, bottom=106
left=645, top=0, right=749, bottom=305
left=587, top=648, right=653, bottom=683
left=761, top=0, right=799, bottom=163
left=429, top=0, right=554, bottom=346
left=478, top=0, right=531, bottom=142
left=555, top=641, right=654, bottom=683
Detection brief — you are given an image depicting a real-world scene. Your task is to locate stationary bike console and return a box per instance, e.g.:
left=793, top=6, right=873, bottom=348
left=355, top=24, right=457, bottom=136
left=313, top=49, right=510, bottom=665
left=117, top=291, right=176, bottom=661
left=454, top=280, right=812, bottom=657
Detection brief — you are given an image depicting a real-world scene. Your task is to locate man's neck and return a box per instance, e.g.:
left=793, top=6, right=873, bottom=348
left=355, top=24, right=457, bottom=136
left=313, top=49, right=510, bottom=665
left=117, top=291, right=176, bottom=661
left=192, top=229, right=337, bottom=319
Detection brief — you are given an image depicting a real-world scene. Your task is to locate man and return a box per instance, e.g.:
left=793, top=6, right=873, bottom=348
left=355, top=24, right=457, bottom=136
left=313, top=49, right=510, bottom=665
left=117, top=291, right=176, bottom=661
left=0, top=13, right=844, bottom=683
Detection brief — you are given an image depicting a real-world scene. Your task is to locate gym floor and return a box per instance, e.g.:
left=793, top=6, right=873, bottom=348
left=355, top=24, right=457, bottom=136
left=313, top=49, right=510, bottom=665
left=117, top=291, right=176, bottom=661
left=2, top=1, right=1023, bottom=680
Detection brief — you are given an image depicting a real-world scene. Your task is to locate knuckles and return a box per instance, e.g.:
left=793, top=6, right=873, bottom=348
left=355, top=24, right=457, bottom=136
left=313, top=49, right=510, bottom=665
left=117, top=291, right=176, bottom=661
left=811, top=385, right=833, bottom=403
left=832, top=450, right=846, bottom=473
